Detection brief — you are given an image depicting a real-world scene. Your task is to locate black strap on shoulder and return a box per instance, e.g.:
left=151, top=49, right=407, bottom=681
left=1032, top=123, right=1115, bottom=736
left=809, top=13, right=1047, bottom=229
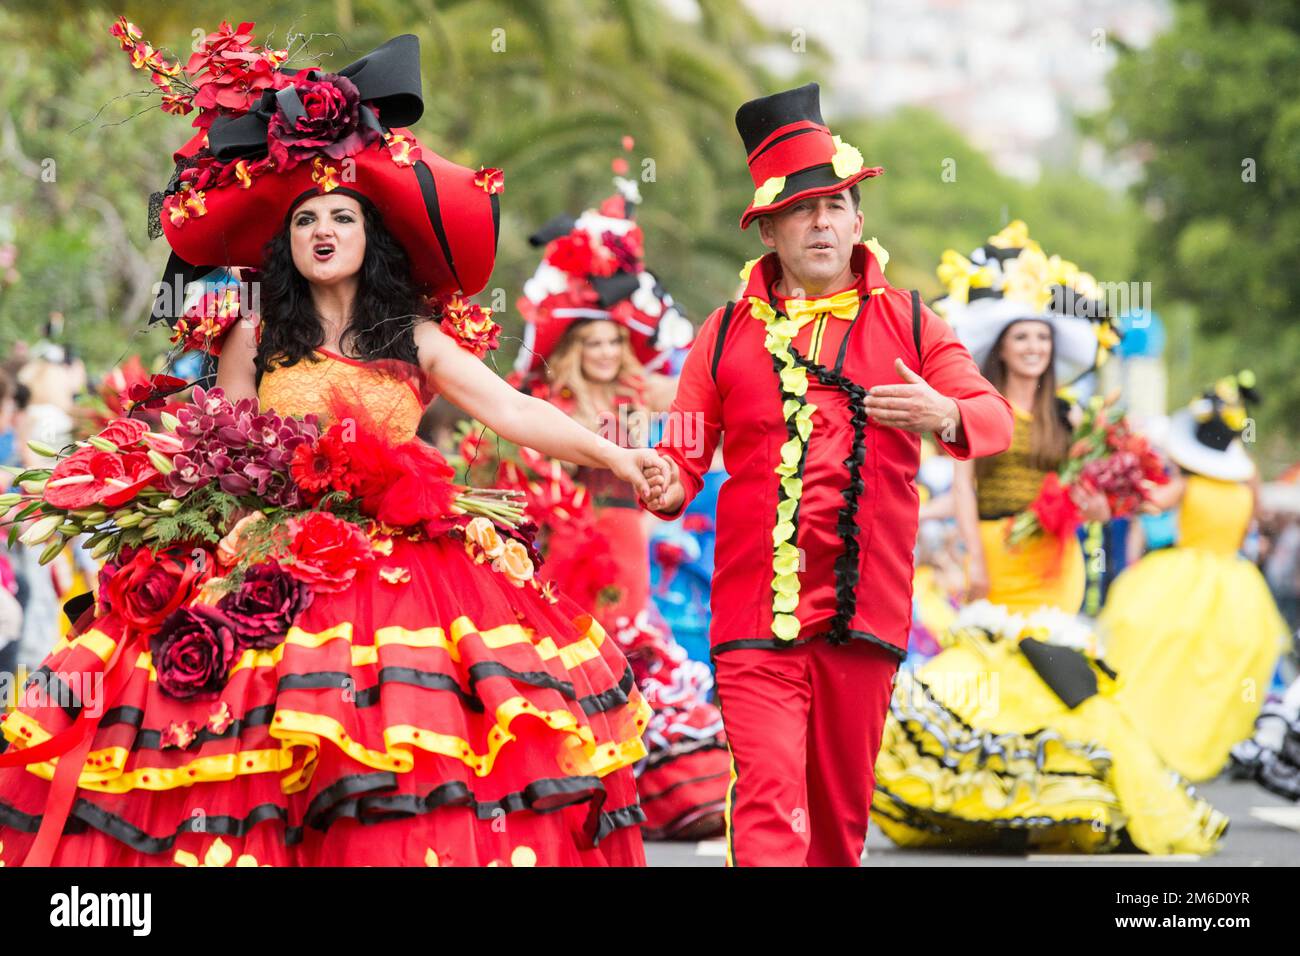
left=910, top=290, right=923, bottom=372
left=711, top=300, right=736, bottom=381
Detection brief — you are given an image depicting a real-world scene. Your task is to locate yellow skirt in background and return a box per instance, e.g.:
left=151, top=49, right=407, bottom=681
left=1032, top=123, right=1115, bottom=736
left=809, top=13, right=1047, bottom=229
left=1101, top=547, right=1288, bottom=782
left=977, top=519, right=1085, bottom=615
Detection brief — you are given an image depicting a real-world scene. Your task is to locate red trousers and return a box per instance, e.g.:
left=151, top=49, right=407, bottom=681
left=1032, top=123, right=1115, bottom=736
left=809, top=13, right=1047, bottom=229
left=714, top=638, right=899, bottom=866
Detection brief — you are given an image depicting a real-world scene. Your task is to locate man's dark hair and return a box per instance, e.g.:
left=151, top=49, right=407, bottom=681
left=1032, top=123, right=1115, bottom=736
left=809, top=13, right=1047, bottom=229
left=849, top=182, right=860, bottom=210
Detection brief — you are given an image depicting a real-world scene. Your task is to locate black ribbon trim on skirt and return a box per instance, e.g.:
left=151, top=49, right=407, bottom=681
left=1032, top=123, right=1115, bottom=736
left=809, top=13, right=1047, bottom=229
left=873, top=783, right=1117, bottom=845
left=303, top=770, right=646, bottom=848
left=0, top=796, right=302, bottom=852
left=0, top=771, right=646, bottom=855
left=7, top=662, right=635, bottom=759
left=276, top=662, right=635, bottom=717
left=890, top=675, right=1106, bottom=779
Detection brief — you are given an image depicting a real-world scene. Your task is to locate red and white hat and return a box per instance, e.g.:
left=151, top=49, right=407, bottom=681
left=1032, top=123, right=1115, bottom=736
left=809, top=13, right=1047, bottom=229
left=513, top=142, right=693, bottom=376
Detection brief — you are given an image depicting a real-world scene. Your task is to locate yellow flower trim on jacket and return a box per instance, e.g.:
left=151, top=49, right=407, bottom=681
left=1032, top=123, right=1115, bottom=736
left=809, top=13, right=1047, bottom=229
left=750, top=297, right=818, bottom=642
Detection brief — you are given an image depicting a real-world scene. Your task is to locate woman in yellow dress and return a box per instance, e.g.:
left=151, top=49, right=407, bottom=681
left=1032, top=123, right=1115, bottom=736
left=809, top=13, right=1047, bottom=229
left=871, top=222, right=1227, bottom=855
left=1101, top=374, right=1289, bottom=782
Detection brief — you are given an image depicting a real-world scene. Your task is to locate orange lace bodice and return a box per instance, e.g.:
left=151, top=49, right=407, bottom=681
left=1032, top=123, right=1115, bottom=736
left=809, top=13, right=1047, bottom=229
left=257, top=349, right=434, bottom=443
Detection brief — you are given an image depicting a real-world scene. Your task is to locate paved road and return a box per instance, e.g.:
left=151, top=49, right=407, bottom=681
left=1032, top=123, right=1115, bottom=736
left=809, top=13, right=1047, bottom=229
left=644, top=774, right=1300, bottom=866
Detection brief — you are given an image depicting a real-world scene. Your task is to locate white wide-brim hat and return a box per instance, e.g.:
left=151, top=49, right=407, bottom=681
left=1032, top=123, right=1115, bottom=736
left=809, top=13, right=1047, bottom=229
left=1164, top=408, right=1255, bottom=482
left=944, top=297, right=1101, bottom=385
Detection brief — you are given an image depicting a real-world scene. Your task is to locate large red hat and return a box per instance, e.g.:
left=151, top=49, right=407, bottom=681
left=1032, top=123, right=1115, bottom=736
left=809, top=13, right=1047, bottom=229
left=512, top=150, right=693, bottom=377
left=117, top=25, right=501, bottom=324
left=735, top=82, right=882, bottom=229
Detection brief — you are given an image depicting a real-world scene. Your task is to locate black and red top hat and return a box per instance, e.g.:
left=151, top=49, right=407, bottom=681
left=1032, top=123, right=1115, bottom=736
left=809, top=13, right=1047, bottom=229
left=111, top=21, right=501, bottom=325
left=735, top=82, right=882, bottom=229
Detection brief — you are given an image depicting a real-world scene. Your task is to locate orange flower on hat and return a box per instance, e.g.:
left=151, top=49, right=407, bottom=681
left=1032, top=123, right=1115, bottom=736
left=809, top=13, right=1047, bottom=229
left=438, top=294, right=501, bottom=358
left=311, top=157, right=340, bottom=193
left=384, top=132, right=421, bottom=167
left=474, top=167, right=505, bottom=195
left=166, top=186, right=208, bottom=228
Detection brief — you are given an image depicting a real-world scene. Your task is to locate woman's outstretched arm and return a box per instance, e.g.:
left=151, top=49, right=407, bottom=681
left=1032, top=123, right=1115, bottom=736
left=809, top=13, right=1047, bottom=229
left=416, top=321, right=661, bottom=499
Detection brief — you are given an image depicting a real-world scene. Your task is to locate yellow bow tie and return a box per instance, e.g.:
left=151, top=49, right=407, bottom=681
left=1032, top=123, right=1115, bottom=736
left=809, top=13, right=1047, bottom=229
left=782, top=289, right=861, bottom=331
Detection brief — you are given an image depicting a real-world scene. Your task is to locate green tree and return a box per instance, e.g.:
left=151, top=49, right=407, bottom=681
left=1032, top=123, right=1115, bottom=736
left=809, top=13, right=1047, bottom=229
left=1105, top=0, right=1300, bottom=473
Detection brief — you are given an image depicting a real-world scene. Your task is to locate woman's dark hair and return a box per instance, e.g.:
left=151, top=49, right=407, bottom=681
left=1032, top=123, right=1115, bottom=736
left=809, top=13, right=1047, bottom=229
left=255, top=191, right=424, bottom=379
left=975, top=319, right=1070, bottom=478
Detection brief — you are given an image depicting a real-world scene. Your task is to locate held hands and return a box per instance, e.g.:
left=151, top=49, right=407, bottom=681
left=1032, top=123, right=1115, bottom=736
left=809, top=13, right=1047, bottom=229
left=607, top=447, right=669, bottom=504
left=641, top=454, right=684, bottom=514
left=863, top=359, right=962, bottom=439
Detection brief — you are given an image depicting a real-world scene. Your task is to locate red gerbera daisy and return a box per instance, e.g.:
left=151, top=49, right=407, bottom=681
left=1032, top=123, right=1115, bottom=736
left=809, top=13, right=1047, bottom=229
left=290, top=433, right=351, bottom=495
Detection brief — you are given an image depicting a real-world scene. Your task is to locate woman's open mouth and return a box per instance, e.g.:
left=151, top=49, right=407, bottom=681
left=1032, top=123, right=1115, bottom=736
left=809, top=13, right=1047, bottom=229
left=313, top=243, right=335, bottom=262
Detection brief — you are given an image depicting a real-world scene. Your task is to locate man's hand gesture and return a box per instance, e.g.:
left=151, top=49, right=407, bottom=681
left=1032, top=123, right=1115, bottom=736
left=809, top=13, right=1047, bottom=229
left=863, top=358, right=963, bottom=441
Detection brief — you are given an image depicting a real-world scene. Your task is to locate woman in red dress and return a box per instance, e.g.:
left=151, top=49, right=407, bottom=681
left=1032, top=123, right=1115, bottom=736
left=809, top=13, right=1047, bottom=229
left=510, top=163, right=729, bottom=840
left=0, top=26, right=663, bottom=867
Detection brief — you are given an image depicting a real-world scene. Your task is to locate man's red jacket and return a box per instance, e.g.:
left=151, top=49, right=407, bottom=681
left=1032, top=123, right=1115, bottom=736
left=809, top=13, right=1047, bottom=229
left=648, top=244, right=1013, bottom=658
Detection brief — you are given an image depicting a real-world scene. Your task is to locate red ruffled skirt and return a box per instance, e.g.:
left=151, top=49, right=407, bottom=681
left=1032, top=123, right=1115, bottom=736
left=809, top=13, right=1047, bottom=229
left=0, top=533, right=650, bottom=866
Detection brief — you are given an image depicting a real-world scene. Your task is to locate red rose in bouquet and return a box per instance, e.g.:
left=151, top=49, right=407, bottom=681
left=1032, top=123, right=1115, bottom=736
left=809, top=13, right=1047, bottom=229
left=279, top=511, right=374, bottom=593
left=151, top=604, right=240, bottom=701
left=217, top=562, right=313, bottom=649
left=102, top=545, right=214, bottom=635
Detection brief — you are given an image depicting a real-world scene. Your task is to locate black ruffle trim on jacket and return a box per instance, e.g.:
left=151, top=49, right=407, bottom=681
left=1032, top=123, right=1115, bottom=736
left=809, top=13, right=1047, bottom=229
left=789, top=350, right=869, bottom=646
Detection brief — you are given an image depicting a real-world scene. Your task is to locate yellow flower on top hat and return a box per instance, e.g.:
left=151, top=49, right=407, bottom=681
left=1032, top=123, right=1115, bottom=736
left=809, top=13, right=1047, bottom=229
left=989, top=220, right=1031, bottom=249
left=1222, top=404, right=1248, bottom=432
left=830, top=135, right=864, bottom=179
left=864, top=236, right=889, bottom=272
left=753, top=176, right=786, bottom=208
left=1214, top=377, right=1238, bottom=404
left=1001, top=245, right=1053, bottom=312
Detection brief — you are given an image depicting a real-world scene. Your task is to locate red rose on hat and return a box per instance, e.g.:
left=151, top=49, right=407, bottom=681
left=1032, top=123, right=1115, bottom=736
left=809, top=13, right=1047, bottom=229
left=267, top=73, right=379, bottom=171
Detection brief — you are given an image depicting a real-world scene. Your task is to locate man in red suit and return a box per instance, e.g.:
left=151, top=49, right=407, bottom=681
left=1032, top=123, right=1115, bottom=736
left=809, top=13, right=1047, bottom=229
left=642, top=84, right=1014, bottom=866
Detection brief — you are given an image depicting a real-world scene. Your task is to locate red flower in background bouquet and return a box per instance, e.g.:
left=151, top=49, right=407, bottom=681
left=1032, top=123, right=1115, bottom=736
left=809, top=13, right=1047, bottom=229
left=1007, top=392, right=1167, bottom=548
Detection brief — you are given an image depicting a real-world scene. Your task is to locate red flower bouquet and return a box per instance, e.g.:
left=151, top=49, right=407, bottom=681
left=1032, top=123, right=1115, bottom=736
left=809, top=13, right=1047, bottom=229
left=0, top=385, right=530, bottom=700
left=1007, top=394, right=1168, bottom=547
